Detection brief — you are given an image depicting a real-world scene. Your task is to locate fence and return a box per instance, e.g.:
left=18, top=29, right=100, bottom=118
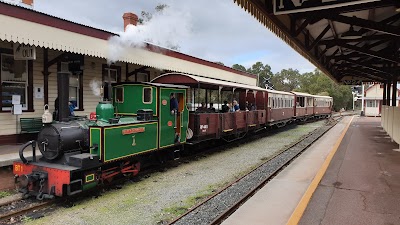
left=381, top=106, right=400, bottom=145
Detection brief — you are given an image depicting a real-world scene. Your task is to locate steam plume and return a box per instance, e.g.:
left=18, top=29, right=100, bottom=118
left=89, top=79, right=102, bottom=97
left=107, top=3, right=192, bottom=64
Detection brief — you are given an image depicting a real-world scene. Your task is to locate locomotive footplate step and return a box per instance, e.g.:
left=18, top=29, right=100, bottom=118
left=67, top=153, right=100, bottom=168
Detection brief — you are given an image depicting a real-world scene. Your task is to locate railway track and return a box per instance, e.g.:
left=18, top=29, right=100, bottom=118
left=0, top=199, right=54, bottom=223
left=168, top=117, right=339, bottom=225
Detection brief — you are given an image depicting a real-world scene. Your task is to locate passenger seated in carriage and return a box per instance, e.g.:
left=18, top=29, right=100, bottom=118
left=221, top=101, right=230, bottom=113
left=208, top=103, right=216, bottom=112
left=196, top=102, right=207, bottom=112
left=232, top=100, right=240, bottom=112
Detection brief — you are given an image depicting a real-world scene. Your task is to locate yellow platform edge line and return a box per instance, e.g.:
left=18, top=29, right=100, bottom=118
left=286, top=115, right=354, bottom=225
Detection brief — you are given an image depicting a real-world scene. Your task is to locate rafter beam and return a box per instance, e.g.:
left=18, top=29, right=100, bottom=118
left=326, top=14, right=400, bottom=37
left=341, top=58, right=392, bottom=75
left=293, top=0, right=398, bottom=20
left=307, top=25, right=330, bottom=51
left=338, top=72, right=380, bottom=82
left=319, top=34, right=393, bottom=46
left=346, top=67, right=388, bottom=80
left=337, top=67, right=385, bottom=81
left=293, top=18, right=310, bottom=37
left=338, top=43, right=400, bottom=63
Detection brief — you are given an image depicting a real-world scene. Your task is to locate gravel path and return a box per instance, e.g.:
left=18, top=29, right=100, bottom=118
left=26, top=121, right=326, bottom=225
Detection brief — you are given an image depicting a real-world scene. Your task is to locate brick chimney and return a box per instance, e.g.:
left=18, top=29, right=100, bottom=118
left=21, top=0, right=33, bottom=7
left=123, top=12, right=138, bottom=31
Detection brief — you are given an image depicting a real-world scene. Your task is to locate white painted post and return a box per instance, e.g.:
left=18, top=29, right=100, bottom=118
left=361, top=82, right=364, bottom=116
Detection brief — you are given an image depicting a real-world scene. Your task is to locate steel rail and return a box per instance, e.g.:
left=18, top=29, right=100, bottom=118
left=0, top=200, right=54, bottom=222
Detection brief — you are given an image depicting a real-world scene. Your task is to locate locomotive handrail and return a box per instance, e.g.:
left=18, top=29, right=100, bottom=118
left=19, top=140, right=36, bottom=164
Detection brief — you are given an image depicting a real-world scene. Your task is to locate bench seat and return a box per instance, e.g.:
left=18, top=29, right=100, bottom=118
left=20, top=117, right=43, bottom=134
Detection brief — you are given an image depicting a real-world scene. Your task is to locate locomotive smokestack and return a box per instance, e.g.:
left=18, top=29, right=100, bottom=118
left=123, top=12, right=138, bottom=31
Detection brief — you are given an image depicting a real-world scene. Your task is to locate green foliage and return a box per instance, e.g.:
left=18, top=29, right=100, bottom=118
left=232, top=64, right=247, bottom=72
left=247, top=62, right=274, bottom=88
left=160, top=184, right=217, bottom=222
left=0, top=191, right=11, bottom=198
left=139, top=4, right=169, bottom=24
left=231, top=62, right=273, bottom=88
left=296, top=69, right=352, bottom=111
left=231, top=60, right=352, bottom=111
left=138, top=4, right=179, bottom=51
left=271, top=68, right=301, bottom=92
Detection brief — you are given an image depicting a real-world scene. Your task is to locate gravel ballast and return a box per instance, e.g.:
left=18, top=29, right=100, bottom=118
left=26, top=121, right=326, bottom=225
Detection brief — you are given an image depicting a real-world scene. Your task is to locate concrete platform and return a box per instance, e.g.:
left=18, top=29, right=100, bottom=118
left=222, top=116, right=353, bottom=225
left=0, top=144, right=41, bottom=167
left=299, top=117, right=400, bottom=225
left=223, top=116, right=400, bottom=225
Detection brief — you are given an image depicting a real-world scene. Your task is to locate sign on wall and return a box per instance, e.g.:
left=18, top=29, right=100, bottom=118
left=13, top=43, right=36, bottom=60
left=274, top=0, right=380, bottom=15
left=34, top=86, right=44, bottom=99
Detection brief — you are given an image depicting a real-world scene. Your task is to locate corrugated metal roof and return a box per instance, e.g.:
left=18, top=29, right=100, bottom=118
left=152, top=73, right=266, bottom=90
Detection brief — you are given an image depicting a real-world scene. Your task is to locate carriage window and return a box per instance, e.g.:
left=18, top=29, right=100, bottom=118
left=143, top=87, right=152, bottom=104
left=115, top=87, right=124, bottom=103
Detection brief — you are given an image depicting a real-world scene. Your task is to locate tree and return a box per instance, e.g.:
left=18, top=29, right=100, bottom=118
left=214, top=62, right=225, bottom=66
left=138, top=4, right=168, bottom=24
left=232, top=64, right=247, bottom=72
left=247, top=62, right=274, bottom=88
left=271, top=68, right=301, bottom=92
left=296, top=69, right=352, bottom=111
left=137, top=4, right=180, bottom=51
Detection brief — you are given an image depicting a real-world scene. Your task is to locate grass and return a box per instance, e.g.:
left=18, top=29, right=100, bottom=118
left=159, top=184, right=220, bottom=222
left=0, top=191, right=12, bottom=199
left=21, top=216, right=33, bottom=223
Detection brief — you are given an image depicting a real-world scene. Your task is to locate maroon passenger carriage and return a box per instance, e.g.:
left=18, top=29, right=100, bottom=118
left=292, top=92, right=315, bottom=121
left=313, top=95, right=333, bottom=119
left=292, top=92, right=333, bottom=121
left=151, top=73, right=296, bottom=143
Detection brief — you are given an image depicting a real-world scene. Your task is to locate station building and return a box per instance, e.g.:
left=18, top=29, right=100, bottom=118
left=363, top=83, right=400, bottom=117
left=0, top=0, right=257, bottom=144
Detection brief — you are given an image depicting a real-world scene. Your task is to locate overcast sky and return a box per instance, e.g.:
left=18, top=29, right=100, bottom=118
left=33, top=0, right=316, bottom=74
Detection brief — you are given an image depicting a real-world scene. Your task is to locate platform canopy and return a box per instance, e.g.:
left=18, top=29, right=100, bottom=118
left=151, top=72, right=268, bottom=91
left=233, top=0, right=400, bottom=85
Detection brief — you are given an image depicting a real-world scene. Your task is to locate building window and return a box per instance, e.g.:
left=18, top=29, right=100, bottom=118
left=60, top=62, right=83, bottom=110
left=137, top=72, right=149, bottom=82
left=115, top=87, right=124, bottom=103
left=69, top=74, right=80, bottom=108
left=367, top=100, right=376, bottom=108
left=143, top=87, right=152, bottom=104
left=102, top=64, right=121, bottom=101
left=1, top=53, right=28, bottom=110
